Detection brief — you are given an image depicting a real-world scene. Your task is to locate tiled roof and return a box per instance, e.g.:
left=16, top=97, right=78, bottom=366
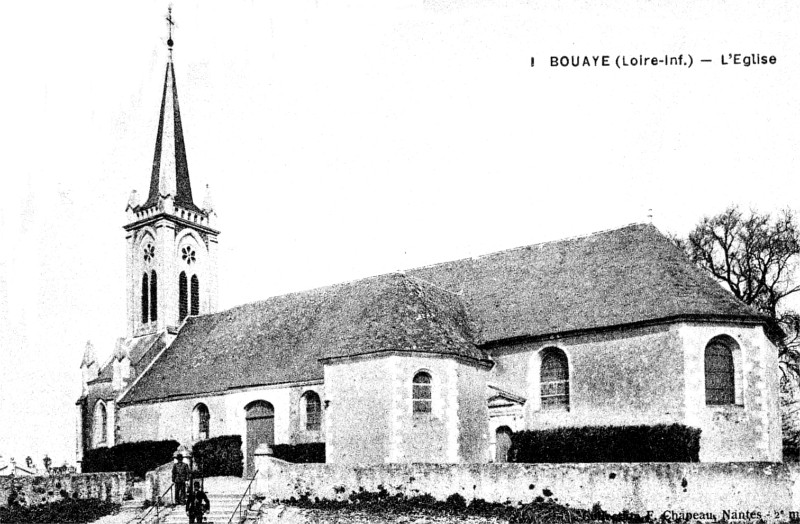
left=408, top=223, right=764, bottom=343
left=121, top=274, right=484, bottom=404
left=121, top=223, right=766, bottom=404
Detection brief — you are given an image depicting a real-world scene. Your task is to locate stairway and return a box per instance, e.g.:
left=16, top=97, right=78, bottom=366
left=159, top=477, right=253, bottom=524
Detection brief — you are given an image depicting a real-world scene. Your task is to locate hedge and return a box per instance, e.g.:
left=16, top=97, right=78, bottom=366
left=82, top=440, right=179, bottom=478
left=0, top=498, right=120, bottom=523
left=272, top=443, right=326, bottom=463
left=192, top=435, right=244, bottom=477
left=509, top=424, right=700, bottom=463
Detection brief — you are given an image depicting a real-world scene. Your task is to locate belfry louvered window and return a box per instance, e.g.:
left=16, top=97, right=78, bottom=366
left=179, top=272, right=188, bottom=322
left=412, top=372, right=432, bottom=414
left=141, top=273, right=149, bottom=324
left=150, top=270, right=158, bottom=321
left=540, top=348, right=570, bottom=410
left=190, top=275, right=200, bottom=316
left=705, top=339, right=735, bottom=405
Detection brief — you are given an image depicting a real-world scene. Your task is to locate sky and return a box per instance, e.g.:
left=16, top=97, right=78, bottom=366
left=0, top=0, right=798, bottom=467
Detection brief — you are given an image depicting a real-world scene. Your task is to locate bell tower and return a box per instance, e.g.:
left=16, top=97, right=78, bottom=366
left=123, top=9, right=219, bottom=337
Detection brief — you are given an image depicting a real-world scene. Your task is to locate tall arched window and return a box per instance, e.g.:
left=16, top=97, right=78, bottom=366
left=179, top=272, right=188, bottom=322
left=191, top=275, right=200, bottom=316
left=412, top=372, right=432, bottom=414
left=540, top=347, right=570, bottom=410
left=193, top=403, right=210, bottom=441
left=150, top=270, right=158, bottom=321
left=302, top=391, right=321, bottom=431
left=141, top=273, right=149, bottom=324
left=705, top=337, right=736, bottom=405
left=95, top=401, right=107, bottom=446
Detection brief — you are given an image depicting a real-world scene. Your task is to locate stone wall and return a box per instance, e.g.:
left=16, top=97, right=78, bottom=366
left=491, top=324, right=686, bottom=429
left=0, top=472, right=131, bottom=507
left=254, top=455, right=799, bottom=519
left=679, top=322, right=782, bottom=462
left=324, top=354, right=490, bottom=464
left=117, top=381, right=323, bottom=471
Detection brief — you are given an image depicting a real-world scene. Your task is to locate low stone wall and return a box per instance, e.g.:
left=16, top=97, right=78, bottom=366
left=255, top=453, right=800, bottom=520
left=145, top=461, right=175, bottom=503
left=0, top=472, right=131, bottom=507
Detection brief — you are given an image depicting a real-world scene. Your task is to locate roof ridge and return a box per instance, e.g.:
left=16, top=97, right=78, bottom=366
left=193, top=223, right=656, bottom=322
left=409, top=222, right=655, bottom=273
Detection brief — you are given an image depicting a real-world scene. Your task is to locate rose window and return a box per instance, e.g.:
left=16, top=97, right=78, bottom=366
left=181, top=246, right=196, bottom=265
left=143, top=243, right=155, bottom=263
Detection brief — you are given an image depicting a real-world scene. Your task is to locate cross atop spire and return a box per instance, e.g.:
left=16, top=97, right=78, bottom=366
left=166, top=6, right=175, bottom=59
left=140, top=7, right=200, bottom=214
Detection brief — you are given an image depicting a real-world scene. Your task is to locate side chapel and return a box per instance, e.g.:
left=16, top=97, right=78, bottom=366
left=76, top=30, right=783, bottom=475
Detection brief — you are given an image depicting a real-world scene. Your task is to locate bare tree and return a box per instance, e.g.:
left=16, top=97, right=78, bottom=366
left=675, top=205, right=800, bottom=457
left=678, top=206, right=800, bottom=374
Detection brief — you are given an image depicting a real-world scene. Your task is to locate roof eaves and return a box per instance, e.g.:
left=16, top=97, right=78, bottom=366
left=480, top=313, right=771, bottom=350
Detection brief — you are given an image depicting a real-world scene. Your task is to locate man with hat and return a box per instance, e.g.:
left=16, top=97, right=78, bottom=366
left=172, top=453, right=190, bottom=505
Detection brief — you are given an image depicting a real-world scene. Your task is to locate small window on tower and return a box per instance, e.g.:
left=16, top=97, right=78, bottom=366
left=141, top=273, right=149, bottom=324
left=150, top=271, right=158, bottom=321
left=181, top=246, right=196, bottom=265
left=143, top=243, right=155, bottom=263
left=190, top=275, right=200, bottom=316
left=179, top=272, right=188, bottom=322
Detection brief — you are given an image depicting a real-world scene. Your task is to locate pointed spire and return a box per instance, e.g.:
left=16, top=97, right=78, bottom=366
left=142, top=8, right=200, bottom=213
left=81, top=341, right=97, bottom=368
left=202, top=184, right=214, bottom=212
left=126, top=189, right=140, bottom=210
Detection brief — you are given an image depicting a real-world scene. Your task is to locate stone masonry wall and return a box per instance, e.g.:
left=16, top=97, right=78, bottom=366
left=0, top=472, right=131, bottom=507
left=255, top=456, right=799, bottom=519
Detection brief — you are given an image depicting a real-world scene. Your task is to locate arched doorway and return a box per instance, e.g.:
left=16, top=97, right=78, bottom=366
left=495, top=426, right=513, bottom=463
left=245, top=401, right=274, bottom=478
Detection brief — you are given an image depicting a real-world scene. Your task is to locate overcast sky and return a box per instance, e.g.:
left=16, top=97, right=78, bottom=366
left=1, top=0, right=798, bottom=467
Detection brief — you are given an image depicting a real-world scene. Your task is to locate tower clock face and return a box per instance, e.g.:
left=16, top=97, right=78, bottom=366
left=181, top=246, right=196, bottom=265
left=143, top=243, right=155, bottom=263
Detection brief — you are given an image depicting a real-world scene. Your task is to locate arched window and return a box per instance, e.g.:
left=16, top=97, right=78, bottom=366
left=705, top=337, right=736, bottom=405
left=150, top=270, right=158, bottom=321
left=191, top=275, right=200, bottom=316
left=95, top=402, right=107, bottom=446
left=302, top=391, right=321, bottom=431
left=141, top=273, right=149, bottom=324
left=412, top=372, right=432, bottom=414
left=540, top=348, right=569, bottom=410
left=193, top=403, right=210, bottom=441
left=179, top=272, right=188, bottom=322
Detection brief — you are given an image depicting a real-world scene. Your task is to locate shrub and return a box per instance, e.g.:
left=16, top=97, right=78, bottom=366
left=82, top=439, right=179, bottom=478
left=509, top=424, right=700, bottom=463
left=272, top=443, right=325, bottom=463
left=0, top=498, right=119, bottom=523
left=192, top=435, right=243, bottom=477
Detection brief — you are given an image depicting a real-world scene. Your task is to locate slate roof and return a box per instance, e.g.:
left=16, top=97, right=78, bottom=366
left=121, top=274, right=483, bottom=404
left=121, top=223, right=766, bottom=404
left=408, top=223, right=764, bottom=344
left=142, top=62, right=200, bottom=213
left=88, top=332, right=165, bottom=386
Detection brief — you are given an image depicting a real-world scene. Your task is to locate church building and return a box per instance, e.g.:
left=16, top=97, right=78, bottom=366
left=76, top=34, right=783, bottom=475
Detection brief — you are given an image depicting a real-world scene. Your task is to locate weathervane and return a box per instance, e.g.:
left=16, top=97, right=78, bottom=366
left=166, top=5, right=175, bottom=58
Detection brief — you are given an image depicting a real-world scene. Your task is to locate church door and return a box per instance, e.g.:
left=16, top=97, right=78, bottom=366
left=245, top=401, right=274, bottom=478
left=495, top=426, right=513, bottom=463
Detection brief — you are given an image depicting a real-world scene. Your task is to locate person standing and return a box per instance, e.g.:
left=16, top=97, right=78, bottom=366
left=186, top=481, right=210, bottom=523
left=172, top=453, right=190, bottom=505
